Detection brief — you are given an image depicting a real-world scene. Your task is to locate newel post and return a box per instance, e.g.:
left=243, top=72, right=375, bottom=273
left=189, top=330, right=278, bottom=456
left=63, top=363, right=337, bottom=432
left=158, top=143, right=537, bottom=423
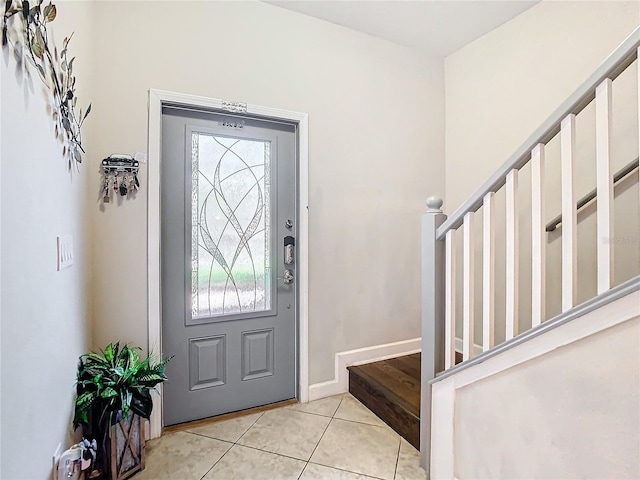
left=419, top=196, right=447, bottom=473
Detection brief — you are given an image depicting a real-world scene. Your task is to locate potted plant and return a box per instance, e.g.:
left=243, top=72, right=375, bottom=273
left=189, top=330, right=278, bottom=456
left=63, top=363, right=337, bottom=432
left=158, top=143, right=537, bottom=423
left=73, top=342, right=172, bottom=480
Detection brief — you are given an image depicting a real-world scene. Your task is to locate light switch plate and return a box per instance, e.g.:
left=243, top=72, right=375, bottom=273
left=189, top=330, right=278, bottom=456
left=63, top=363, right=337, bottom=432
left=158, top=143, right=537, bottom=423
left=57, top=235, right=74, bottom=271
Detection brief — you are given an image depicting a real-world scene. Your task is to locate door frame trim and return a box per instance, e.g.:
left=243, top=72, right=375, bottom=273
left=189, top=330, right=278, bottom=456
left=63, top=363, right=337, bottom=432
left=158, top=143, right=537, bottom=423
left=147, top=89, right=309, bottom=439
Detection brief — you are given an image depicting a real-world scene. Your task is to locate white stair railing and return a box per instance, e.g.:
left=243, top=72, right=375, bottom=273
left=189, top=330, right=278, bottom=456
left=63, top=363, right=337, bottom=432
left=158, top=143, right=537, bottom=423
left=419, top=27, right=640, bottom=473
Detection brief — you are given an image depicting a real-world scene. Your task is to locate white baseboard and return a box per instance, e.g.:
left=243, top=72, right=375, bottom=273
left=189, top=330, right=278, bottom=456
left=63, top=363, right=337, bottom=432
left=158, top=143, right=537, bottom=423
left=307, top=338, right=421, bottom=401
left=454, top=338, right=483, bottom=357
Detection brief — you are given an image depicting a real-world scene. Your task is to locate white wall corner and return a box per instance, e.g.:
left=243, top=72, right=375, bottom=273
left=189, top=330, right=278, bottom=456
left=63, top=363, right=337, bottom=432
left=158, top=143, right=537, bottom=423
left=307, top=338, right=421, bottom=401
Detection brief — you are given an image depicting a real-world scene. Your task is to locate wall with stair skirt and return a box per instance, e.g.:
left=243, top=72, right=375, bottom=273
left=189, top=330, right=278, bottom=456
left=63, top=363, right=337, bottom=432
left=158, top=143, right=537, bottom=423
left=454, top=315, right=640, bottom=479
left=0, top=1, right=95, bottom=478
left=88, top=1, right=445, bottom=386
left=429, top=290, right=640, bottom=478
left=444, top=1, right=640, bottom=346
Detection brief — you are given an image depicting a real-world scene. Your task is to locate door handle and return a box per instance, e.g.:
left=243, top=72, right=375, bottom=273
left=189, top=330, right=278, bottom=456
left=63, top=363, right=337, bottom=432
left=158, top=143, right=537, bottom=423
left=283, top=269, right=294, bottom=284
left=277, top=269, right=294, bottom=284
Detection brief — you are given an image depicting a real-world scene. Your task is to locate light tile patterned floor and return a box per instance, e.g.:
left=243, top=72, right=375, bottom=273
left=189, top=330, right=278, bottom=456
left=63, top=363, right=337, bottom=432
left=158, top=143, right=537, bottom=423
left=138, top=394, right=427, bottom=480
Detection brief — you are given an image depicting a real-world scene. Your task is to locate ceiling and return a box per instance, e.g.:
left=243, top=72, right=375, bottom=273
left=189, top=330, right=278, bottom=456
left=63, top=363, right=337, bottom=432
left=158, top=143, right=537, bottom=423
left=265, top=0, right=540, bottom=57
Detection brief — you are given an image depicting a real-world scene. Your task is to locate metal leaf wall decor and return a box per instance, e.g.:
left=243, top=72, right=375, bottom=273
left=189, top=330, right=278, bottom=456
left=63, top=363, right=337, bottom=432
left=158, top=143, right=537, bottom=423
left=2, top=0, right=91, bottom=167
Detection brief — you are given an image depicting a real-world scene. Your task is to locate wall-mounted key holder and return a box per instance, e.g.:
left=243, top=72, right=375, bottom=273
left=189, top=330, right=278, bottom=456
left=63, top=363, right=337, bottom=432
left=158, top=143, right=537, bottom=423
left=100, top=154, right=141, bottom=204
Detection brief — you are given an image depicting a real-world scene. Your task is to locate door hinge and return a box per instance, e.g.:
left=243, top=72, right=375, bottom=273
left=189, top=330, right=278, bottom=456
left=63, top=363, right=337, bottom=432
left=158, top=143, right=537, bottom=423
left=222, top=100, right=247, bottom=114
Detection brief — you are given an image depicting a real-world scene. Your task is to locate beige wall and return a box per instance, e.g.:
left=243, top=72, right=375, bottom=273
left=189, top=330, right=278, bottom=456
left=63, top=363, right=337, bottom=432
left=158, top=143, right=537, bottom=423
left=88, top=1, right=445, bottom=384
left=445, top=1, right=640, bottom=344
left=0, top=1, right=94, bottom=477
left=445, top=0, right=640, bottom=212
left=454, top=315, right=640, bottom=479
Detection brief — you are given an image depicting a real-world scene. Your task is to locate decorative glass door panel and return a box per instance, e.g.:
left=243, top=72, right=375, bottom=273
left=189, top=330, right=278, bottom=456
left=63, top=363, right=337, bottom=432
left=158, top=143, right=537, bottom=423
left=190, top=132, right=273, bottom=321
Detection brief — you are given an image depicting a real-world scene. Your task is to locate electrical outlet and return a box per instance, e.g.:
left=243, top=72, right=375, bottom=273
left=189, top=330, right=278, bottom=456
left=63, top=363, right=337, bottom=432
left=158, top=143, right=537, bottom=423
left=52, top=443, right=62, bottom=480
left=57, top=235, right=74, bottom=271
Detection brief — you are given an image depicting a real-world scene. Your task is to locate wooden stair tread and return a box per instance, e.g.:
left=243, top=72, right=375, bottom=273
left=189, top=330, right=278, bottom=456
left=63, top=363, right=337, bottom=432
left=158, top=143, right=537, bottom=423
left=348, top=353, right=421, bottom=449
left=349, top=361, right=420, bottom=416
left=385, top=354, right=421, bottom=380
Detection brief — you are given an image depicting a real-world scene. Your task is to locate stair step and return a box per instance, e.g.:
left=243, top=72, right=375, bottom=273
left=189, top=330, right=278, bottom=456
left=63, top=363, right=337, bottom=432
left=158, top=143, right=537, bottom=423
left=347, top=351, right=463, bottom=450
left=348, top=353, right=421, bottom=449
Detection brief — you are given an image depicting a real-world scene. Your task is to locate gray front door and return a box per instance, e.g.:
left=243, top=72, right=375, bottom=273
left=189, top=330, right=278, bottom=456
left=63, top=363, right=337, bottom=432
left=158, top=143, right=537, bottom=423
left=161, top=106, right=297, bottom=426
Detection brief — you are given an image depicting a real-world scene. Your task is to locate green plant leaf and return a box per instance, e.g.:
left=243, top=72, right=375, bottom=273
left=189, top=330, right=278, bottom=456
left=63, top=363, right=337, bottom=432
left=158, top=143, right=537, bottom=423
left=75, top=391, right=95, bottom=408
left=44, top=3, right=55, bottom=22
left=28, top=3, right=39, bottom=20
left=31, top=30, right=44, bottom=59
left=82, top=352, right=106, bottom=364
left=100, top=387, right=117, bottom=399
left=103, top=343, right=115, bottom=363
left=137, top=373, right=166, bottom=386
left=131, top=389, right=153, bottom=418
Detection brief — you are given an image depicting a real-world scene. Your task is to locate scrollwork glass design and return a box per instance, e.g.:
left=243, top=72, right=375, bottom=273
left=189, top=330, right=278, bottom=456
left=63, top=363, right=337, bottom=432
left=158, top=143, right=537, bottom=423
left=191, top=133, right=271, bottom=318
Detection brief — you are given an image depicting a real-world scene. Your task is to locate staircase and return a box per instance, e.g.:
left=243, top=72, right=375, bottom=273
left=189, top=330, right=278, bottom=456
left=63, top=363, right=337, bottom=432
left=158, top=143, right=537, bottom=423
left=419, top=26, right=640, bottom=478
left=348, top=351, right=463, bottom=449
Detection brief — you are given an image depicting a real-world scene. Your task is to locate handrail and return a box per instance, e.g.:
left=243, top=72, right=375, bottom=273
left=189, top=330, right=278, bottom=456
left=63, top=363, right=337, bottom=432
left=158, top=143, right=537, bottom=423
left=430, top=275, right=640, bottom=384
left=546, top=158, right=639, bottom=232
left=436, top=26, right=640, bottom=240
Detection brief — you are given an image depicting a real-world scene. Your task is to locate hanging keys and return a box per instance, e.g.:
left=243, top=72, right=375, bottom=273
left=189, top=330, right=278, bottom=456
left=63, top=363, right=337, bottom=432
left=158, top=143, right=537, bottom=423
left=102, top=176, right=111, bottom=203
left=128, top=172, right=138, bottom=193
left=119, top=173, right=128, bottom=196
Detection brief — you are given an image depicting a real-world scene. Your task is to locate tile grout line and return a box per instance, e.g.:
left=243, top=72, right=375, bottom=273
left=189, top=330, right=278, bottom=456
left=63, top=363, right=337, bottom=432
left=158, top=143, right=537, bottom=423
left=235, top=411, right=265, bottom=444
left=196, top=411, right=267, bottom=479
left=325, top=394, right=400, bottom=480
left=392, top=436, right=402, bottom=480
left=332, top=415, right=397, bottom=430
left=232, top=442, right=311, bottom=463
left=186, top=431, right=234, bottom=442
left=199, top=440, right=234, bottom=480
left=185, top=410, right=265, bottom=445
left=306, top=460, right=387, bottom=480
left=296, top=462, right=309, bottom=480
left=296, top=394, right=347, bottom=480
left=285, top=408, right=336, bottom=420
